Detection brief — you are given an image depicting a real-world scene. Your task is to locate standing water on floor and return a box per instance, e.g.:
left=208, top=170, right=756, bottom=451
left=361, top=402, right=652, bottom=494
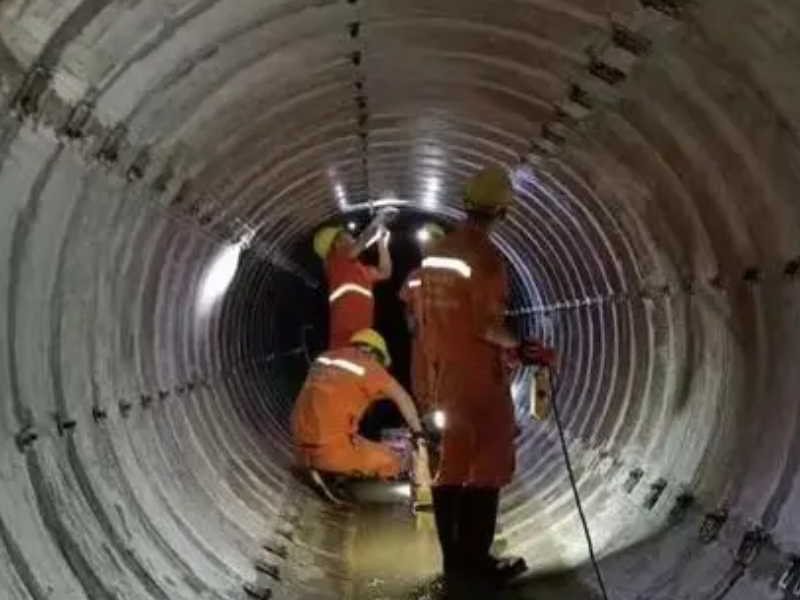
left=349, top=502, right=443, bottom=599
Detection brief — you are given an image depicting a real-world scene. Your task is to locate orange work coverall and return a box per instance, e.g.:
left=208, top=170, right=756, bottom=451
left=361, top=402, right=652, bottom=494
left=399, top=267, right=432, bottom=412
left=420, top=224, right=516, bottom=488
left=291, top=347, right=402, bottom=478
left=326, top=246, right=382, bottom=350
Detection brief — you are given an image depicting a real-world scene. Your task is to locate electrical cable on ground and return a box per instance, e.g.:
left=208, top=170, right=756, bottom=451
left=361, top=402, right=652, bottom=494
left=549, top=368, right=611, bottom=600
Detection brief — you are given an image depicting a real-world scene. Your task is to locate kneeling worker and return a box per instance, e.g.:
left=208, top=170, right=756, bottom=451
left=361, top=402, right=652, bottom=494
left=291, top=329, right=424, bottom=479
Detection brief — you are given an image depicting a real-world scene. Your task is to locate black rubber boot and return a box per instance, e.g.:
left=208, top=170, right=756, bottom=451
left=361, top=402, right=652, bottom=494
left=432, top=485, right=464, bottom=575
left=462, top=487, right=527, bottom=585
left=460, top=487, right=500, bottom=573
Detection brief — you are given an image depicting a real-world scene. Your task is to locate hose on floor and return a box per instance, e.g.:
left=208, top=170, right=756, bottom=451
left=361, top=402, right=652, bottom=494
left=549, top=367, right=611, bottom=600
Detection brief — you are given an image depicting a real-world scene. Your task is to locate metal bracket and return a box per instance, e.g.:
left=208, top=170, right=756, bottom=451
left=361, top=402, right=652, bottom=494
left=668, top=492, right=694, bottom=524
left=13, top=65, right=51, bottom=119
left=15, top=426, right=38, bottom=452
left=92, top=406, right=108, bottom=423
left=243, top=583, right=272, bottom=600
left=62, top=98, right=95, bottom=140
left=735, top=527, right=767, bottom=566
left=140, top=394, right=154, bottom=410
left=96, top=124, right=127, bottom=165
left=778, top=557, right=800, bottom=596
left=611, top=23, right=653, bottom=56
left=589, top=59, right=626, bottom=85
left=784, top=259, right=800, bottom=279
left=569, top=83, right=594, bottom=109
left=262, top=542, right=288, bottom=560
left=55, top=413, right=77, bottom=436
left=699, top=508, right=728, bottom=543
left=126, top=148, right=150, bottom=182
left=643, top=478, right=668, bottom=510
left=623, top=468, right=644, bottom=493
left=743, top=267, right=762, bottom=283
left=119, top=399, right=133, bottom=418
left=254, top=559, right=281, bottom=581
left=641, top=0, right=695, bottom=19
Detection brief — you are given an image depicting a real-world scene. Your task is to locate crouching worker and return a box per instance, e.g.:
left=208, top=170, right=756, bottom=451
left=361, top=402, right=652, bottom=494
left=291, top=329, right=424, bottom=480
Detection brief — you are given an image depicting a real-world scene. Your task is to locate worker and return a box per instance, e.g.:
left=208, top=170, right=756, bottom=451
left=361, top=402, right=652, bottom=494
left=419, top=167, right=557, bottom=589
left=314, top=225, right=392, bottom=350
left=398, top=223, right=446, bottom=413
left=291, top=329, right=424, bottom=479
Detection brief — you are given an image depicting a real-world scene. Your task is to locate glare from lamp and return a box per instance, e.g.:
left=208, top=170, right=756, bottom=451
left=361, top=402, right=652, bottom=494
left=433, top=410, right=446, bottom=430
left=417, top=228, right=432, bottom=244
left=394, top=483, right=412, bottom=498
left=347, top=221, right=358, bottom=231
left=197, top=242, right=242, bottom=313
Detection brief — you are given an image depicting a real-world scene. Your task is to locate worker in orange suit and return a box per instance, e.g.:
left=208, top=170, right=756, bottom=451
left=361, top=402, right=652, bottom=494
left=291, top=329, right=424, bottom=479
left=419, top=167, right=557, bottom=589
left=399, top=224, right=445, bottom=413
left=314, top=225, right=392, bottom=350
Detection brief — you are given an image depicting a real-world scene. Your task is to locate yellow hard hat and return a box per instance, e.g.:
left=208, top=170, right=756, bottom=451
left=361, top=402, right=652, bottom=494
left=350, top=329, right=392, bottom=367
left=464, top=166, right=514, bottom=216
left=426, top=223, right=446, bottom=239
left=313, top=226, right=343, bottom=259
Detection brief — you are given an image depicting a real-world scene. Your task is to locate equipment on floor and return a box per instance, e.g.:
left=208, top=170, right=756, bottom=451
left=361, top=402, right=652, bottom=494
left=304, top=468, right=417, bottom=506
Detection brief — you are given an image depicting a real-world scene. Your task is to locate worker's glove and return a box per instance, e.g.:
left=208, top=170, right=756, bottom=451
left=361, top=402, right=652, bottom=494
left=410, top=430, right=428, bottom=447
left=518, top=339, right=557, bottom=367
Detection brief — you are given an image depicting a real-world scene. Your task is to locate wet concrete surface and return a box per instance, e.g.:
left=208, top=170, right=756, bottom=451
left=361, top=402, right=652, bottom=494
left=349, top=502, right=442, bottom=599
left=348, top=501, right=601, bottom=600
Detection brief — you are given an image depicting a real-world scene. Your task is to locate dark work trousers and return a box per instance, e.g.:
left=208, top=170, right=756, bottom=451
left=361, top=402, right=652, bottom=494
left=432, top=485, right=501, bottom=574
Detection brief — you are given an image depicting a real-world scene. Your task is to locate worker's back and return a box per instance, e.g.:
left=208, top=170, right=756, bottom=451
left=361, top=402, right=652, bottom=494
left=326, top=247, right=378, bottom=348
left=420, top=224, right=510, bottom=411
left=291, top=347, right=393, bottom=446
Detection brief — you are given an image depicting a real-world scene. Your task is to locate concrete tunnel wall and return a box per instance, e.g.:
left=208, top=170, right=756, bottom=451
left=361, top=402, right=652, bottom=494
left=1, top=1, right=800, bottom=599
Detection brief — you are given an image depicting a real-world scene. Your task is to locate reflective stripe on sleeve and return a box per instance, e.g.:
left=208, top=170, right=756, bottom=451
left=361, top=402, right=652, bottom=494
left=317, top=356, right=367, bottom=376
left=329, top=283, right=373, bottom=303
left=421, top=256, right=472, bottom=278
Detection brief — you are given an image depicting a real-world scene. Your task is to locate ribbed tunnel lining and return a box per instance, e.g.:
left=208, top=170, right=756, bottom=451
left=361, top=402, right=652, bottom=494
left=1, top=1, right=800, bottom=599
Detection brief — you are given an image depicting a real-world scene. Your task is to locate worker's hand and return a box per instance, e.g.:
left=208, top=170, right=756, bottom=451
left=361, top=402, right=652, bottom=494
left=379, top=227, right=391, bottom=247
left=410, top=430, right=427, bottom=445
left=518, top=339, right=558, bottom=368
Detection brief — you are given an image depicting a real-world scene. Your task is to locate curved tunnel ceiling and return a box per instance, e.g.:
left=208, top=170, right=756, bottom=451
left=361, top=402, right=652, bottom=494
left=2, top=1, right=800, bottom=598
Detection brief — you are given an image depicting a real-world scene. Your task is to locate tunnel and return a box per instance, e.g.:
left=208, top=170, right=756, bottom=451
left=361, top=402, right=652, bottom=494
left=2, top=1, right=800, bottom=599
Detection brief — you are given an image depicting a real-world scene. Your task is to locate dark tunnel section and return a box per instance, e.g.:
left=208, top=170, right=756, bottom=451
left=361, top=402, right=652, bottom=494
left=2, top=1, right=800, bottom=600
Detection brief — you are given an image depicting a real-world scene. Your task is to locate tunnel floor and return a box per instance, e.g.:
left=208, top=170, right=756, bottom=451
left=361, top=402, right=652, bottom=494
left=346, top=501, right=601, bottom=600
left=349, top=503, right=441, bottom=599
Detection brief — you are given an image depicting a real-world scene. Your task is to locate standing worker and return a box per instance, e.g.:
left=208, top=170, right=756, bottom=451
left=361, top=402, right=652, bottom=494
left=314, top=224, right=392, bottom=350
left=419, top=167, right=557, bottom=589
left=291, top=329, right=424, bottom=480
left=399, top=223, right=446, bottom=414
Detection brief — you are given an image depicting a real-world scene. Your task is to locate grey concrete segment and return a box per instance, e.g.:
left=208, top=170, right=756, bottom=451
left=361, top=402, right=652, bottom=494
left=2, top=0, right=800, bottom=598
